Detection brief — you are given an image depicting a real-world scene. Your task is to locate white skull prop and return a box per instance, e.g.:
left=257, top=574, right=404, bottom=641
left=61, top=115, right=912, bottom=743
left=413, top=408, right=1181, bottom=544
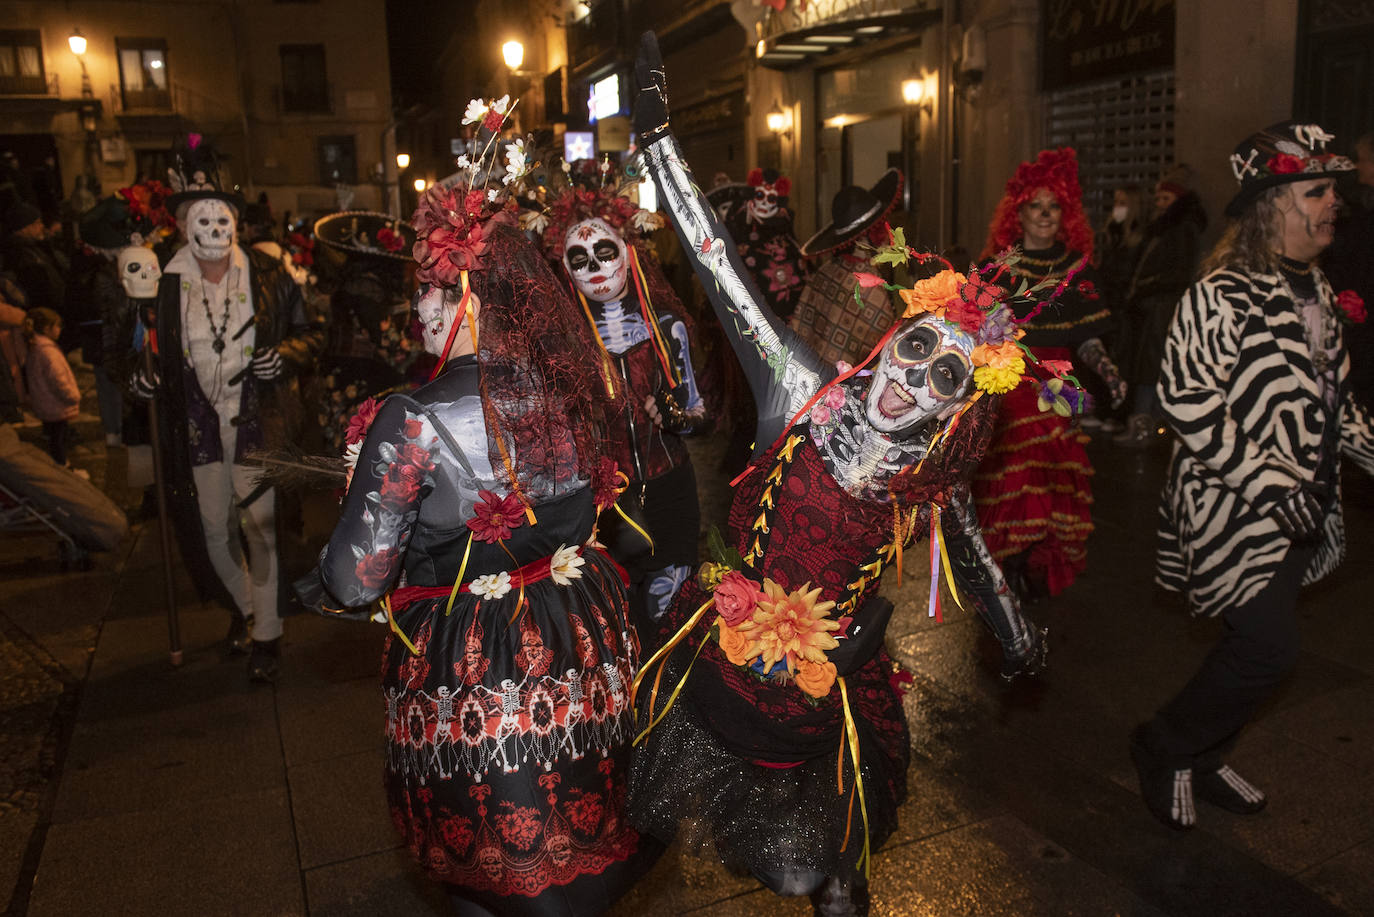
left=184, top=198, right=237, bottom=263
left=117, top=245, right=162, bottom=298
left=563, top=217, right=629, bottom=304
left=864, top=315, right=975, bottom=434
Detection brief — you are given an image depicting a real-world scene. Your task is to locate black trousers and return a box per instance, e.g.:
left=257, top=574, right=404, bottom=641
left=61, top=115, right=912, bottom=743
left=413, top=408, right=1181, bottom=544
left=42, top=420, right=68, bottom=465
left=1152, top=542, right=1315, bottom=768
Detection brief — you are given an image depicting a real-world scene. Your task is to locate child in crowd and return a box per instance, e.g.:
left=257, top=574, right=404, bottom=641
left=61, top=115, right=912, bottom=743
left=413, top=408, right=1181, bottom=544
left=23, top=307, right=84, bottom=475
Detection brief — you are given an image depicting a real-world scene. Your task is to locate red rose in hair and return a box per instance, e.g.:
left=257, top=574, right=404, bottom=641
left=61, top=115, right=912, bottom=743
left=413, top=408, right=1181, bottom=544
left=1336, top=289, right=1366, bottom=324
left=1267, top=153, right=1306, bottom=175
left=344, top=398, right=382, bottom=445
left=356, top=547, right=399, bottom=589
left=467, top=490, right=526, bottom=543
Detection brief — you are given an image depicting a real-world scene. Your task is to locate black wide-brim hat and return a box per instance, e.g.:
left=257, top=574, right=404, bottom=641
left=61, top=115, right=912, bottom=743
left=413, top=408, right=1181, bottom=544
left=314, top=211, right=416, bottom=262
left=801, top=168, right=903, bottom=257
left=166, top=188, right=247, bottom=213
left=1224, top=120, right=1355, bottom=218
left=705, top=182, right=754, bottom=223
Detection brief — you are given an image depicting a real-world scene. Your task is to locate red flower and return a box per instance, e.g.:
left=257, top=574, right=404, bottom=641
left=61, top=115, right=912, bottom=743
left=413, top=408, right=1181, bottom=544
left=853, top=272, right=887, bottom=289
left=379, top=463, right=426, bottom=511
left=714, top=571, right=765, bottom=627
left=394, top=441, right=435, bottom=470
left=344, top=398, right=381, bottom=445
left=1336, top=289, right=1367, bottom=324
left=944, top=296, right=985, bottom=334
left=563, top=790, right=605, bottom=835
left=438, top=815, right=475, bottom=854
left=403, top=417, right=425, bottom=440
left=467, top=490, right=526, bottom=543
left=1267, top=153, right=1306, bottom=175
left=376, top=227, right=404, bottom=253
left=482, top=108, right=506, bottom=132
left=355, top=547, right=399, bottom=589
left=591, top=457, right=621, bottom=510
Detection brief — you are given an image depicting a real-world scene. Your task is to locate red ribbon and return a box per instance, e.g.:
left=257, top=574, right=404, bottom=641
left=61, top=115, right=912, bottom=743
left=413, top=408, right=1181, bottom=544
left=387, top=545, right=627, bottom=615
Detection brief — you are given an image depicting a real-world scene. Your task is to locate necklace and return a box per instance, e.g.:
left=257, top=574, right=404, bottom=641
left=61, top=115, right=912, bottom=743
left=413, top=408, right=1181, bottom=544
left=202, top=274, right=232, bottom=355
left=1278, top=255, right=1313, bottom=277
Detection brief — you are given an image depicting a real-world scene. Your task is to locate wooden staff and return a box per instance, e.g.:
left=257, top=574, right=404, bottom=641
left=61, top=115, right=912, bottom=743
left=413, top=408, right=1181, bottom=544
left=143, top=318, right=182, bottom=666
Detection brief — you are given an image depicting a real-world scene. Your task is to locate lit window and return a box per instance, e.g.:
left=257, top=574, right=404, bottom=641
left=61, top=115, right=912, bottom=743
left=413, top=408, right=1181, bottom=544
left=117, top=38, right=170, bottom=109
left=0, top=30, right=45, bottom=95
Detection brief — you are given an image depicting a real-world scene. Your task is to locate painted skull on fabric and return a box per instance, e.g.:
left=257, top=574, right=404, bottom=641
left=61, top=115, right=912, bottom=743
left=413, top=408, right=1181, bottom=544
left=184, top=198, right=237, bottom=262
left=864, top=314, right=975, bottom=434
left=117, top=245, right=162, bottom=298
left=563, top=217, right=629, bottom=303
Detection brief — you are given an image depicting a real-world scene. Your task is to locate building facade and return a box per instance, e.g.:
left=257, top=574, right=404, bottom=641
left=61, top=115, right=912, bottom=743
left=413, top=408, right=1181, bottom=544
left=0, top=0, right=393, bottom=224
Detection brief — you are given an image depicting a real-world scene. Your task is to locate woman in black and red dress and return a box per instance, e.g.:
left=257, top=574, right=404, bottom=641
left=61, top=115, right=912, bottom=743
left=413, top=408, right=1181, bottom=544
left=318, top=100, right=655, bottom=916
left=628, top=35, right=1047, bottom=914
left=972, top=149, right=1127, bottom=601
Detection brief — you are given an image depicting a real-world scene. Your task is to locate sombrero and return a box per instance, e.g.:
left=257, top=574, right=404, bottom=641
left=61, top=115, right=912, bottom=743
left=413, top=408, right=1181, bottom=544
left=800, top=168, right=903, bottom=257
left=313, top=211, right=416, bottom=261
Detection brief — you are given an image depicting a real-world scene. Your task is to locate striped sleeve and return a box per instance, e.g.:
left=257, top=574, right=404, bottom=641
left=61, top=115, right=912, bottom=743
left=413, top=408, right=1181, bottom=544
left=1156, top=272, right=1300, bottom=507
left=1340, top=388, right=1374, bottom=477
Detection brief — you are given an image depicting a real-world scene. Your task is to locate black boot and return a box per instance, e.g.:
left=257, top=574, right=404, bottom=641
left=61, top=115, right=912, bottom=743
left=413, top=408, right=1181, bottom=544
left=225, top=614, right=252, bottom=656
left=247, top=637, right=281, bottom=683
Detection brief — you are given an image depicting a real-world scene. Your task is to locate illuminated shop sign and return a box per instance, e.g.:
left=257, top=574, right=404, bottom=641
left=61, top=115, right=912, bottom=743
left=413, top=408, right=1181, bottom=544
left=588, top=73, right=621, bottom=123
left=564, top=131, right=595, bottom=163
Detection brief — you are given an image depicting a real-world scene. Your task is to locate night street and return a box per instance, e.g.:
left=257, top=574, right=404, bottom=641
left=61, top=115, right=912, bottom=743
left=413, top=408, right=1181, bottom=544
left=1, top=385, right=1371, bottom=915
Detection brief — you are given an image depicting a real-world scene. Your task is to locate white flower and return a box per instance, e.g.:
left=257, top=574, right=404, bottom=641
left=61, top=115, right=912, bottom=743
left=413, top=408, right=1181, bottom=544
left=490, top=94, right=510, bottom=116
left=520, top=210, right=550, bottom=235
left=487, top=188, right=499, bottom=202
left=342, top=440, right=362, bottom=490
left=631, top=209, right=664, bottom=233
left=502, top=140, right=529, bottom=186
left=470, top=571, right=512, bottom=600
left=462, top=98, right=487, bottom=126
left=549, top=544, right=585, bottom=586
left=455, top=153, right=472, bottom=170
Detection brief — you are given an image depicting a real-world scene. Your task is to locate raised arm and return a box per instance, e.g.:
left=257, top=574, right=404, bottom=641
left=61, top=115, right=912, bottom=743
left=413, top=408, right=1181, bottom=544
left=633, top=31, right=829, bottom=445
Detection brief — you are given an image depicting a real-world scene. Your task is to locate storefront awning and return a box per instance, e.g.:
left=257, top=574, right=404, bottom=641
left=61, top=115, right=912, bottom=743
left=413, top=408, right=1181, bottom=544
left=754, top=7, right=941, bottom=70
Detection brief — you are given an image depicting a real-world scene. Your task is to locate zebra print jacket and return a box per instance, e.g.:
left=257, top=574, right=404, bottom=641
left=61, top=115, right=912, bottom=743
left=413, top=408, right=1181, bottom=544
left=1155, top=266, right=1374, bottom=617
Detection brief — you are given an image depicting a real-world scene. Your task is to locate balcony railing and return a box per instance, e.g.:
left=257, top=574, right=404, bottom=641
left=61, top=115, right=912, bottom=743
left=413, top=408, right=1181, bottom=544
left=0, top=71, right=56, bottom=97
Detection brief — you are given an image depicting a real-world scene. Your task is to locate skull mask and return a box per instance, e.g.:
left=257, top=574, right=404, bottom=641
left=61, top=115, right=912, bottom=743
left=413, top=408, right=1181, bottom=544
left=563, top=217, right=628, bottom=304
left=184, top=198, right=237, bottom=263
left=747, top=183, right=781, bottom=222
left=117, top=245, right=162, bottom=298
left=864, top=314, right=975, bottom=435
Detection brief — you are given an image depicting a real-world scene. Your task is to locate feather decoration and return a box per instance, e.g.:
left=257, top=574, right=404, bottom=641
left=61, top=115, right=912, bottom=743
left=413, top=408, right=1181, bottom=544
left=243, top=447, right=346, bottom=492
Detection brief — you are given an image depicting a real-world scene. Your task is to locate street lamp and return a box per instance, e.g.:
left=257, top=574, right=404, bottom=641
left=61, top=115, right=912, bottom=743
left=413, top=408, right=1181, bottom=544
left=765, top=101, right=793, bottom=140
left=413, top=178, right=427, bottom=192
left=68, top=28, right=87, bottom=56
left=396, top=152, right=410, bottom=170
left=502, top=40, right=524, bottom=71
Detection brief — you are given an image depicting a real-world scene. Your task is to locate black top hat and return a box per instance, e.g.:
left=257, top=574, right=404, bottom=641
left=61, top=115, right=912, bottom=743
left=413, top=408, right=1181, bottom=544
left=1225, top=121, right=1354, bottom=217
left=800, top=168, right=903, bottom=257
left=165, top=133, right=246, bottom=213
left=313, top=211, right=416, bottom=262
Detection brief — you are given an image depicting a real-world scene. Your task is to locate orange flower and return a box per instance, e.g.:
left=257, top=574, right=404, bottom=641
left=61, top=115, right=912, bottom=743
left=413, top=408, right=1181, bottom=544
left=794, top=659, right=837, bottom=698
left=898, top=269, right=966, bottom=319
left=716, top=620, right=755, bottom=666
left=738, top=580, right=839, bottom=673
left=971, top=339, right=1023, bottom=370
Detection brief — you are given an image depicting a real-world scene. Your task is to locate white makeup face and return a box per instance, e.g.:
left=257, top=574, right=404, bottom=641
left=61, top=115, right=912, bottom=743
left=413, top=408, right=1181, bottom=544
left=117, top=245, right=162, bottom=298
left=184, top=198, right=236, bottom=263
left=415, top=285, right=480, bottom=359
left=1275, top=178, right=1340, bottom=262
left=563, top=217, right=628, bottom=303
left=863, top=315, right=975, bottom=434
left=747, top=183, right=780, bottom=221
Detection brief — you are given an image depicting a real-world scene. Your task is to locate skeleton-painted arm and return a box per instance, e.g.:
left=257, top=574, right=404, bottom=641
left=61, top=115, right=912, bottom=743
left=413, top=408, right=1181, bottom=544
left=941, top=487, right=1047, bottom=679
left=635, top=32, right=829, bottom=451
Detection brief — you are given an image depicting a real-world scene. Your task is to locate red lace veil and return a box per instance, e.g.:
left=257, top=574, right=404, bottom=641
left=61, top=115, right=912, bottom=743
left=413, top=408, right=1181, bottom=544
left=412, top=184, right=625, bottom=502
left=979, top=148, right=1094, bottom=262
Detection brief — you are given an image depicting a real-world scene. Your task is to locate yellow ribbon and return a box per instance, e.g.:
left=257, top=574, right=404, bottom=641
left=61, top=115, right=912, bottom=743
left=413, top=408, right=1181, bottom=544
left=632, top=628, right=712, bottom=746
left=933, top=506, right=965, bottom=611
left=575, top=288, right=623, bottom=399
left=630, top=597, right=716, bottom=710
left=837, top=677, right=871, bottom=880
left=443, top=536, right=475, bottom=617
left=612, top=502, right=656, bottom=554
left=381, top=594, right=421, bottom=656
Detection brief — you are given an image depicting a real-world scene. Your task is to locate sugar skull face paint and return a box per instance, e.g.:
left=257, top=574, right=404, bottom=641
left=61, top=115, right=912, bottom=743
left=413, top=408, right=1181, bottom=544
left=563, top=217, right=628, bottom=303
left=184, top=198, right=236, bottom=263
left=863, top=314, right=975, bottom=434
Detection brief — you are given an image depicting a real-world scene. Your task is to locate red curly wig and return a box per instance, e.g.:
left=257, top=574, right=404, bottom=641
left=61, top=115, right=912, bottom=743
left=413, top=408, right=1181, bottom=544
left=979, top=148, right=1093, bottom=261
left=541, top=187, right=643, bottom=261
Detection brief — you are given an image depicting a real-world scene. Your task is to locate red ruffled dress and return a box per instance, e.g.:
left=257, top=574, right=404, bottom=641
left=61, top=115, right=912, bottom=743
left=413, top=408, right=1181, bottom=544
left=972, top=243, right=1110, bottom=596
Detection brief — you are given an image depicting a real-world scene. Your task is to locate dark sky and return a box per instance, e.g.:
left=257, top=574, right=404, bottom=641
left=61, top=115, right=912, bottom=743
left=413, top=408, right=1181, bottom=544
left=385, top=0, right=475, bottom=109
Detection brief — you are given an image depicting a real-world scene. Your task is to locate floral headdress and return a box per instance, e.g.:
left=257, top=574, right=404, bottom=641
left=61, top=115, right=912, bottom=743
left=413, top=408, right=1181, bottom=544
left=979, top=147, right=1093, bottom=261
left=117, top=180, right=176, bottom=240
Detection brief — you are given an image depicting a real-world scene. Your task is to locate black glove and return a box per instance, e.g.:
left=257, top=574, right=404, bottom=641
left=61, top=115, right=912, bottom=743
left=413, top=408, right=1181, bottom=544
left=130, top=364, right=160, bottom=401
left=1001, top=626, right=1049, bottom=683
left=652, top=384, right=690, bottom=434
left=1076, top=337, right=1126, bottom=410
left=633, top=32, right=671, bottom=146
left=1265, top=481, right=1329, bottom=541
left=827, top=595, right=895, bottom=676
left=250, top=345, right=285, bottom=381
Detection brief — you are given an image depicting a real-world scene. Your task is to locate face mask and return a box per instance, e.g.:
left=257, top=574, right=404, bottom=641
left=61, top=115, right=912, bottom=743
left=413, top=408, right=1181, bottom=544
left=184, top=199, right=236, bottom=263
left=1111, top=205, right=1129, bottom=224
left=117, top=245, right=162, bottom=298
left=747, top=185, right=780, bottom=222
left=863, top=315, right=975, bottom=434
left=563, top=217, right=629, bottom=303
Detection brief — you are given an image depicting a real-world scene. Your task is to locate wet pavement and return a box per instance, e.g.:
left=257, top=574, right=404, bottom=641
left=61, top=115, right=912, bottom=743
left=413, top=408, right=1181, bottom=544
left=1, top=370, right=1372, bottom=915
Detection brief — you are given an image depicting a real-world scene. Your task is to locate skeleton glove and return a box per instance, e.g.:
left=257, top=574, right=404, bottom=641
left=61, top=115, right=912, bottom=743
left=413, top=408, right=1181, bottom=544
left=1076, top=337, right=1127, bottom=410
left=250, top=346, right=285, bottom=382
left=1263, top=481, right=1328, bottom=541
left=130, top=364, right=160, bottom=401
left=632, top=32, right=671, bottom=147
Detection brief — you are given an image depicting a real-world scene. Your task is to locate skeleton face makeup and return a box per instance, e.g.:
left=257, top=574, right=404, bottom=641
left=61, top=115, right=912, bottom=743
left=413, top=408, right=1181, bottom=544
left=563, top=217, right=629, bottom=303
left=184, top=198, right=237, bottom=263
left=747, top=184, right=780, bottom=222
left=864, top=315, right=975, bottom=434
left=117, top=245, right=162, bottom=298
left=415, top=284, right=480, bottom=358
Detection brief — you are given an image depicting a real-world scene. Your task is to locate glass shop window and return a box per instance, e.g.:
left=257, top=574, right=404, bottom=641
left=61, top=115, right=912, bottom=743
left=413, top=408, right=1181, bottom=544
left=117, top=38, right=171, bottom=109
left=280, top=44, right=329, bottom=113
